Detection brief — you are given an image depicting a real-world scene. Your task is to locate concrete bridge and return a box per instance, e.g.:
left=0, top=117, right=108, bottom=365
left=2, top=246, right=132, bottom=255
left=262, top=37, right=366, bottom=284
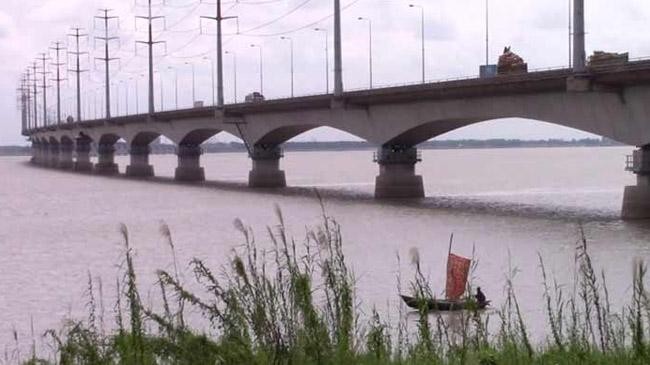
left=24, top=61, right=650, bottom=218
left=19, top=0, right=650, bottom=219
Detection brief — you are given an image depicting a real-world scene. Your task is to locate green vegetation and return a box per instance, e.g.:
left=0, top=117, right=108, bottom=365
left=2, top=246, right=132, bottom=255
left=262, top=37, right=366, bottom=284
left=9, top=206, right=650, bottom=365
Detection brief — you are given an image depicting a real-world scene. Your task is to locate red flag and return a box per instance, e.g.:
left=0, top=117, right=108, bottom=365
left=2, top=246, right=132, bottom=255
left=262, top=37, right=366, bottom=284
left=446, top=253, right=471, bottom=300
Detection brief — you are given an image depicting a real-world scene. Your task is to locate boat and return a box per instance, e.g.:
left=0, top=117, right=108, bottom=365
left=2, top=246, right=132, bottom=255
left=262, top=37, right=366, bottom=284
left=400, top=238, right=490, bottom=312
left=400, top=295, right=490, bottom=311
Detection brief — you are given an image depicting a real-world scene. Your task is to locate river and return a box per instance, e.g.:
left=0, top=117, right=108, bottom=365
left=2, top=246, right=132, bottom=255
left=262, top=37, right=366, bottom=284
left=1, top=146, right=649, bottom=352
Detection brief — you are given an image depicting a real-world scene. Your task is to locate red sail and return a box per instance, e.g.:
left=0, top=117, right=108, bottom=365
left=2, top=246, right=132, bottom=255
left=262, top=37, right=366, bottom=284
left=446, top=253, right=471, bottom=300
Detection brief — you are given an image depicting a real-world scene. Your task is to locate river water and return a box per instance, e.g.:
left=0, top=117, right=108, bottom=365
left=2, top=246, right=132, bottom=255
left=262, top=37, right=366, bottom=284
left=1, top=146, right=650, bottom=352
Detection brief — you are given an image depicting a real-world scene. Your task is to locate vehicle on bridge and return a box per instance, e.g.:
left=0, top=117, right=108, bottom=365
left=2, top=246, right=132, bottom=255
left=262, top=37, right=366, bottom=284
left=588, top=51, right=629, bottom=70
left=497, top=46, right=528, bottom=75
left=245, top=92, right=265, bottom=103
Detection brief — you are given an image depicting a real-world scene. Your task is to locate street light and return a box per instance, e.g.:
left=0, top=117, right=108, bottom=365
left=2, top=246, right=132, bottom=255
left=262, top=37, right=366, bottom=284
left=250, top=44, right=263, bottom=94
left=225, top=50, right=237, bottom=103
left=167, top=66, right=178, bottom=110
left=280, top=36, right=294, bottom=97
left=185, top=61, right=196, bottom=105
left=409, top=4, right=426, bottom=83
left=120, top=80, right=129, bottom=115
left=203, top=56, right=215, bottom=106
left=314, top=28, right=329, bottom=94
left=357, top=17, right=373, bottom=89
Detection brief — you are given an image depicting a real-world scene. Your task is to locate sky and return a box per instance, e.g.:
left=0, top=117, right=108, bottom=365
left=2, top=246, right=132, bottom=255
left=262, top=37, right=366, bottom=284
left=1, top=0, right=649, bottom=145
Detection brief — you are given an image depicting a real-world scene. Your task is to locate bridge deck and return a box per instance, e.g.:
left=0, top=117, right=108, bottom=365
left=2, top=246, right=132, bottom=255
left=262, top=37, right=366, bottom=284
left=25, top=60, right=650, bottom=136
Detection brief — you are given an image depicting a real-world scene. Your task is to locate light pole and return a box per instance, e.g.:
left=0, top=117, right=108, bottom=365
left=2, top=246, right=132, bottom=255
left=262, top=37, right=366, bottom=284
left=225, top=51, right=237, bottom=103
left=168, top=66, right=178, bottom=110
left=280, top=36, right=294, bottom=97
left=203, top=56, right=215, bottom=106
left=185, top=62, right=196, bottom=105
left=409, top=4, right=425, bottom=83
left=357, top=17, right=373, bottom=89
left=121, top=80, right=129, bottom=115
left=314, top=28, right=329, bottom=94
left=250, top=44, right=264, bottom=94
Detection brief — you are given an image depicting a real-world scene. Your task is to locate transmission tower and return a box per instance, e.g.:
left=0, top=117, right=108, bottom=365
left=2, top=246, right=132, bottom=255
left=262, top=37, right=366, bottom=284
left=201, top=0, right=237, bottom=109
left=94, top=9, right=120, bottom=119
left=68, top=27, right=89, bottom=122
left=50, top=41, right=67, bottom=125
left=36, top=53, right=52, bottom=126
left=136, top=0, right=166, bottom=116
left=24, top=69, right=33, bottom=130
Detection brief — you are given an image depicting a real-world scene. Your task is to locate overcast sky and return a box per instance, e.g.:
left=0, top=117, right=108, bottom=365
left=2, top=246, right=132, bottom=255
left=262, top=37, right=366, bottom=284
left=1, top=0, right=649, bottom=145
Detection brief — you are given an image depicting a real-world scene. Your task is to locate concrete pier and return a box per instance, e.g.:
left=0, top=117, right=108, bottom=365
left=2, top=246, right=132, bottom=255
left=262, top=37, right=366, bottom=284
left=74, top=137, right=93, bottom=172
left=58, top=143, right=74, bottom=169
left=31, top=143, right=44, bottom=165
left=126, top=145, right=154, bottom=178
left=248, top=145, right=286, bottom=188
left=48, top=143, right=60, bottom=168
left=622, top=147, right=650, bottom=219
left=94, top=143, right=119, bottom=175
left=174, top=145, right=205, bottom=182
left=374, top=146, right=424, bottom=199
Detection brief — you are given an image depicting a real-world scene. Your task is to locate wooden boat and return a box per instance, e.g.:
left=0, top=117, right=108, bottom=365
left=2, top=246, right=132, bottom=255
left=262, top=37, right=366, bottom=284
left=400, top=295, right=490, bottom=311
left=400, top=239, right=490, bottom=312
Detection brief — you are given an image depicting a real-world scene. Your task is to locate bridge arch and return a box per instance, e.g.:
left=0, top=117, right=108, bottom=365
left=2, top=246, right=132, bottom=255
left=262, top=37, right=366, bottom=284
left=98, top=133, right=123, bottom=146
left=252, top=125, right=367, bottom=147
left=179, top=128, right=222, bottom=146
left=383, top=117, right=613, bottom=148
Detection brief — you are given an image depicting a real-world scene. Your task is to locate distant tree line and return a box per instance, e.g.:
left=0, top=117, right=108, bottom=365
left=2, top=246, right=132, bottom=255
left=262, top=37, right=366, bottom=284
left=0, top=137, right=624, bottom=156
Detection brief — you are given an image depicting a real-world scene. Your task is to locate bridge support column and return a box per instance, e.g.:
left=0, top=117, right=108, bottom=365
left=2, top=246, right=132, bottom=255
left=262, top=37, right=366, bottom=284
left=374, top=146, right=424, bottom=199
left=74, top=137, right=93, bottom=172
left=30, top=143, right=41, bottom=165
left=126, top=145, right=154, bottom=178
left=48, top=143, right=60, bottom=168
left=94, top=144, right=119, bottom=175
left=58, top=143, right=74, bottom=169
left=174, top=145, right=205, bottom=182
left=248, top=145, right=286, bottom=188
left=622, top=146, right=650, bottom=219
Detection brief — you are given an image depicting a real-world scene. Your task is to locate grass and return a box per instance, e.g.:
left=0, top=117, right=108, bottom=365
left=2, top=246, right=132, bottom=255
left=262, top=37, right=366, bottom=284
left=7, top=203, right=650, bottom=365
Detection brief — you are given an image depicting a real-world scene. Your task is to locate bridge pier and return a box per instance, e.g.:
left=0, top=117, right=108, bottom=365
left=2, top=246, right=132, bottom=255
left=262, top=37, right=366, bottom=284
left=126, top=145, right=154, bottom=178
left=622, top=147, right=650, bottom=219
left=374, top=146, right=424, bottom=199
left=58, top=143, right=74, bottom=169
left=174, top=145, right=205, bottom=182
left=94, top=144, right=119, bottom=175
left=248, top=145, right=286, bottom=188
left=48, top=143, right=60, bottom=168
left=31, top=143, right=42, bottom=165
left=74, top=137, right=93, bottom=172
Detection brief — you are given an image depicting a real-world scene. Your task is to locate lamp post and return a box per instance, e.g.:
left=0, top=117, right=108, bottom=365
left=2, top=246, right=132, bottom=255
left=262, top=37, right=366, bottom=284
left=357, top=17, right=373, bottom=89
left=225, top=50, right=237, bottom=103
left=314, top=28, right=329, bottom=94
left=409, top=4, right=425, bottom=83
left=185, top=62, right=196, bottom=105
left=250, top=44, right=263, bottom=94
left=203, top=56, right=215, bottom=106
left=280, top=36, right=294, bottom=97
left=167, top=66, right=178, bottom=110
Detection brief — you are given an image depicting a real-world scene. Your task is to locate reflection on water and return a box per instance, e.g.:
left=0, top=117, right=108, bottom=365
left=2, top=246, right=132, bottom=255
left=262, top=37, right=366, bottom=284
left=1, top=146, right=649, bottom=351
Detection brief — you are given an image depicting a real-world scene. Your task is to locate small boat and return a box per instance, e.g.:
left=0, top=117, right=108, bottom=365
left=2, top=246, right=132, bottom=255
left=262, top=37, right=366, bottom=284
left=400, top=239, right=490, bottom=312
left=400, top=295, right=490, bottom=311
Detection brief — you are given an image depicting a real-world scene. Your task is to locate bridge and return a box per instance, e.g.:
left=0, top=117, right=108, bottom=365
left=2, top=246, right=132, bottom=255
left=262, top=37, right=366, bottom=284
left=17, top=0, right=650, bottom=219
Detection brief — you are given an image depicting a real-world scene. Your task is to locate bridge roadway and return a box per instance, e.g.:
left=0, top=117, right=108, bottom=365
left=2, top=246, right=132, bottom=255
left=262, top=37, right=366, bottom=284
left=24, top=60, right=650, bottom=218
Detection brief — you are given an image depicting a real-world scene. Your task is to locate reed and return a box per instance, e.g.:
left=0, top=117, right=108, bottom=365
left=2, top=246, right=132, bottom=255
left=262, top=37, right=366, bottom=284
left=14, top=212, right=650, bottom=365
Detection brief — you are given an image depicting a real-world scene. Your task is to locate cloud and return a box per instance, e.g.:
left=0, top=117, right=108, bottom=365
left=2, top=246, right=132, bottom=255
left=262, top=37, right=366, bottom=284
left=0, top=11, right=15, bottom=39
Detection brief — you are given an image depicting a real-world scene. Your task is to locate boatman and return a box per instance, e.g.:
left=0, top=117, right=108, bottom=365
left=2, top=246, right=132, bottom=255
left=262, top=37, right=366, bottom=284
left=475, top=287, right=487, bottom=305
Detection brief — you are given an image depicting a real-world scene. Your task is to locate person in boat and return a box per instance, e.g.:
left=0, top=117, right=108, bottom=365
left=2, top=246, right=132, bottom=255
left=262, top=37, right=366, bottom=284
left=475, top=287, right=487, bottom=305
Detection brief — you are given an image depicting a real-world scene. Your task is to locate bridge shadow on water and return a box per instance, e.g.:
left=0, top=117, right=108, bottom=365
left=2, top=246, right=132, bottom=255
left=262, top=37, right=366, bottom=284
left=24, top=161, right=649, bottom=225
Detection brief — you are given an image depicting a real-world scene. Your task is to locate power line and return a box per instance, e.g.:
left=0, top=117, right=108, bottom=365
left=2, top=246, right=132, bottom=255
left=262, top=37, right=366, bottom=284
left=68, top=27, right=89, bottom=123
left=49, top=41, right=67, bottom=125
left=94, top=9, right=120, bottom=119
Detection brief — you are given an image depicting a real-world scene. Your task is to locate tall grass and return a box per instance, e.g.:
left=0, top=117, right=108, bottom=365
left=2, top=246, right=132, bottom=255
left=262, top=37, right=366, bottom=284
left=12, top=212, right=650, bottom=365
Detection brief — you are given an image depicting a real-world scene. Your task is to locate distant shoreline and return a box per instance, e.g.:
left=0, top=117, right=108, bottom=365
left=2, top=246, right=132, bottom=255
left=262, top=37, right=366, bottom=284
left=0, top=138, right=626, bottom=157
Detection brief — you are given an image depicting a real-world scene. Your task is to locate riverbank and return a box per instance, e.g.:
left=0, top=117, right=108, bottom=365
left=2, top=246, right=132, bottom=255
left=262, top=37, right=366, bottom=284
left=0, top=137, right=624, bottom=157
left=13, top=209, right=650, bottom=364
